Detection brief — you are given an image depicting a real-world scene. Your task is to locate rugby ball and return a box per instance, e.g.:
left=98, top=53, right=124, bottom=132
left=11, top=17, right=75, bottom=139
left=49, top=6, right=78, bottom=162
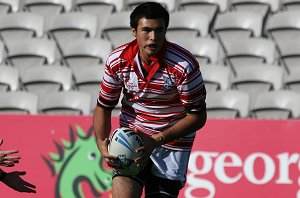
left=108, top=127, right=144, bottom=175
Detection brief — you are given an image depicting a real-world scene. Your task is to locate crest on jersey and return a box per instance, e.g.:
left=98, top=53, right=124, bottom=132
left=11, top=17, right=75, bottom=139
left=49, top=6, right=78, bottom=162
left=125, top=72, right=139, bottom=92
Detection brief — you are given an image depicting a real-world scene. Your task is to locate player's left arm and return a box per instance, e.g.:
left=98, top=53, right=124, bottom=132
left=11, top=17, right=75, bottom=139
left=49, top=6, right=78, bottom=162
left=152, top=110, right=206, bottom=146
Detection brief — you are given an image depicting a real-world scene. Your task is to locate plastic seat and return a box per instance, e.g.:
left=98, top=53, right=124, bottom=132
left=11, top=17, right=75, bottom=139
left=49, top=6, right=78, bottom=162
left=23, top=0, right=73, bottom=15
left=102, top=11, right=133, bottom=48
left=73, top=64, right=105, bottom=114
left=201, top=64, right=231, bottom=92
left=0, top=66, right=19, bottom=92
left=223, top=37, right=276, bottom=73
left=169, top=37, right=221, bottom=66
left=213, top=10, right=264, bottom=46
left=276, top=37, right=300, bottom=73
left=62, top=38, right=112, bottom=70
left=47, top=12, right=98, bottom=51
left=74, top=0, right=124, bottom=37
left=21, top=65, right=73, bottom=96
left=265, top=11, right=300, bottom=45
left=39, top=91, right=91, bottom=115
left=229, top=0, right=280, bottom=23
left=6, top=38, right=57, bottom=74
left=167, top=11, right=210, bottom=41
left=206, top=90, right=250, bottom=118
left=126, top=0, right=176, bottom=12
left=283, top=66, right=300, bottom=92
left=231, top=64, right=284, bottom=104
left=0, top=41, right=6, bottom=65
left=250, top=90, right=300, bottom=119
left=0, top=0, right=20, bottom=14
left=73, top=64, right=104, bottom=95
left=178, top=0, right=228, bottom=30
left=0, top=12, right=44, bottom=43
left=281, top=0, right=300, bottom=11
left=0, top=91, right=38, bottom=114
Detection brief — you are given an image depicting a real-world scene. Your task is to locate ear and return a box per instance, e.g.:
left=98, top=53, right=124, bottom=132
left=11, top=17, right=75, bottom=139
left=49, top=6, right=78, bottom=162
left=131, top=28, right=136, bottom=37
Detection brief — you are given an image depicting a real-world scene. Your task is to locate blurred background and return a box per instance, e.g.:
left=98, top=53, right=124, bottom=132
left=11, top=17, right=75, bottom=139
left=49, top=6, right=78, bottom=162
left=0, top=0, right=300, bottom=119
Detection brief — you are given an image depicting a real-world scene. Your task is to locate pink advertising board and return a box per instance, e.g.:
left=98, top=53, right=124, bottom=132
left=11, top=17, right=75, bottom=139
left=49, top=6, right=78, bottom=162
left=0, top=115, right=300, bottom=198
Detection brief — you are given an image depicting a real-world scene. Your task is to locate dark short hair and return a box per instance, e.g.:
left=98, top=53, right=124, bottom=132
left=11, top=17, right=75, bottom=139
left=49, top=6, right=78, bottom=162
left=130, top=2, right=169, bottom=30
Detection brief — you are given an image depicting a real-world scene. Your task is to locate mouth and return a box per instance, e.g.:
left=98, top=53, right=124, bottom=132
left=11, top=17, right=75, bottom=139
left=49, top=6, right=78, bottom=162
left=147, top=44, right=158, bottom=51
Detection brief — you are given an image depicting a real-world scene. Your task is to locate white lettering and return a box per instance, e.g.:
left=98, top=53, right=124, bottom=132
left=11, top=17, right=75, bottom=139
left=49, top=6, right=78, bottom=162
left=214, top=152, right=242, bottom=184
left=244, top=153, right=275, bottom=184
left=276, top=153, right=300, bottom=184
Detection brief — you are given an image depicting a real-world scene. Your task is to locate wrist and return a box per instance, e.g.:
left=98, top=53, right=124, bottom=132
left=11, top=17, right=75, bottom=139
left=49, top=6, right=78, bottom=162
left=0, top=169, right=7, bottom=181
left=152, top=133, right=166, bottom=146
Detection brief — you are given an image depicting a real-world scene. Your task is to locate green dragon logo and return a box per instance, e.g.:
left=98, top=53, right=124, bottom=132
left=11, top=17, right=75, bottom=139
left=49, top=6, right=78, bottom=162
left=42, top=125, right=112, bottom=198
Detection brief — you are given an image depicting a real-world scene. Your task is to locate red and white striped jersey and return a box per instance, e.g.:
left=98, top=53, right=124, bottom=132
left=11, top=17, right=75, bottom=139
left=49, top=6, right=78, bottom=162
left=98, top=39, right=206, bottom=151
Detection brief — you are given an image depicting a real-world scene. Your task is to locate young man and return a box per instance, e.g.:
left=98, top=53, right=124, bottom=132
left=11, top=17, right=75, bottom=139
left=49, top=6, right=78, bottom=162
left=93, top=2, right=207, bottom=197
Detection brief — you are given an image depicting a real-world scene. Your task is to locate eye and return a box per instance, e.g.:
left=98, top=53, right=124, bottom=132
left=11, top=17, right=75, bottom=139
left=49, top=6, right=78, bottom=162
left=87, top=152, right=97, bottom=160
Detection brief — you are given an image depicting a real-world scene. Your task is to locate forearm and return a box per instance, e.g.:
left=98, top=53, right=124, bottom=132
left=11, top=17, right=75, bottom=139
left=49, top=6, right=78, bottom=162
left=93, top=106, right=112, bottom=142
left=152, top=110, right=207, bottom=145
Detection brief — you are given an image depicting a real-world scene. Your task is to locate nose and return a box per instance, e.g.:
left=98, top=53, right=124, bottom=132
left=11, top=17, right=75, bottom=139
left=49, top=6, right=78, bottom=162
left=149, top=30, right=156, bottom=41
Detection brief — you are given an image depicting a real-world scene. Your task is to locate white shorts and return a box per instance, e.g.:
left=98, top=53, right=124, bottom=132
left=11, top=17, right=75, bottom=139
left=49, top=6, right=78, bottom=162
left=150, top=147, right=191, bottom=182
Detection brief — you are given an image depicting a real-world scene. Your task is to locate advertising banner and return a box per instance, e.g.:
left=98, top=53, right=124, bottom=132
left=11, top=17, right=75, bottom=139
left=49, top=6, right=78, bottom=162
left=0, top=115, right=299, bottom=198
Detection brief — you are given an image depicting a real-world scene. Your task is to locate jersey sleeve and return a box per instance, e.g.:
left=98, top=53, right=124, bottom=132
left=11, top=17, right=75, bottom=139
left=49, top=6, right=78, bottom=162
left=177, top=64, right=206, bottom=114
left=97, top=63, right=122, bottom=110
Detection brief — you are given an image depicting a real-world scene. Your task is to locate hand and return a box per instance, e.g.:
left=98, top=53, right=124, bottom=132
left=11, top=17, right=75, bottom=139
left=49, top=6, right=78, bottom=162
left=0, top=139, right=21, bottom=167
left=1, top=171, right=36, bottom=193
left=97, top=138, right=119, bottom=169
left=135, top=133, right=160, bottom=170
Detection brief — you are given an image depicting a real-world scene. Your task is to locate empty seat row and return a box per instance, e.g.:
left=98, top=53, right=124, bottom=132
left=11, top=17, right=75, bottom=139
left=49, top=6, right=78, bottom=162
left=206, top=90, right=300, bottom=119
left=1, top=89, right=299, bottom=120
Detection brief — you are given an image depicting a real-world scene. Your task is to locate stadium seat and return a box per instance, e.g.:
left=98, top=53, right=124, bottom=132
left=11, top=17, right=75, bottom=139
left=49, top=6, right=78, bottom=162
left=126, top=0, right=176, bottom=12
left=73, top=64, right=105, bottom=114
left=0, top=41, right=6, bottom=65
left=265, top=10, right=300, bottom=45
left=47, top=12, right=98, bottom=51
left=213, top=10, right=264, bottom=46
left=24, top=0, right=73, bottom=31
left=231, top=64, right=284, bottom=104
left=223, top=37, right=276, bottom=73
left=73, top=64, right=104, bottom=95
left=0, top=0, right=20, bottom=14
left=23, top=0, right=73, bottom=15
left=6, top=38, right=57, bottom=75
left=62, top=38, right=112, bottom=69
left=206, top=90, right=250, bottom=118
left=74, top=0, right=124, bottom=37
left=21, top=65, right=73, bottom=96
left=0, top=66, right=19, bottom=92
left=201, top=64, right=231, bottom=92
left=0, top=91, right=38, bottom=114
left=177, top=0, right=228, bottom=29
left=283, top=66, right=300, bottom=92
left=250, top=90, right=300, bottom=119
left=0, top=12, right=44, bottom=43
left=167, top=11, right=210, bottom=41
left=169, top=37, right=222, bottom=66
left=39, top=91, right=91, bottom=115
left=276, top=37, right=300, bottom=73
left=281, top=0, right=300, bottom=11
left=102, top=11, right=133, bottom=49
left=229, top=0, right=280, bottom=24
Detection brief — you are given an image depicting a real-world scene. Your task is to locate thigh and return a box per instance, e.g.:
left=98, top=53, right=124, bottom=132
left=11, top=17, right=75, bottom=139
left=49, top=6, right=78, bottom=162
left=144, top=175, right=184, bottom=198
left=112, top=176, right=143, bottom=198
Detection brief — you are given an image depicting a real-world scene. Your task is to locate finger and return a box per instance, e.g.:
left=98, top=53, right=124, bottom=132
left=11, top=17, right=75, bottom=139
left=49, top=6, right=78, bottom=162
left=23, top=181, right=36, bottom=189
left=135, top=146, right=145, bottom=153
left=3, top=150, right=19, bottom=155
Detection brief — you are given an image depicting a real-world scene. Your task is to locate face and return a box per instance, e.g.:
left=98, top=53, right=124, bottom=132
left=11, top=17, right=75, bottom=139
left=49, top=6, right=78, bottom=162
left=131, top=17, right=166, bottom=62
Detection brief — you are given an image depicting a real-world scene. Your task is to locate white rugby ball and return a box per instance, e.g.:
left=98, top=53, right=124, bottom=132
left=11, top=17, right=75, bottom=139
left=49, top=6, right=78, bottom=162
left=108, top=127, right=144, bottom=175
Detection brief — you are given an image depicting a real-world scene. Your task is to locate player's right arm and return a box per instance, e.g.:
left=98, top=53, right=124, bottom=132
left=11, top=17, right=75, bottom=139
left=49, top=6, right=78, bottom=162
left=93, top=106, right=119, bottom=168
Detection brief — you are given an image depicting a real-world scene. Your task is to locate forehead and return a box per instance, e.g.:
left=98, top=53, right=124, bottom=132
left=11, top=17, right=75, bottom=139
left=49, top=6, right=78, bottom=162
left=137, top=17, right=166, bottom=29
